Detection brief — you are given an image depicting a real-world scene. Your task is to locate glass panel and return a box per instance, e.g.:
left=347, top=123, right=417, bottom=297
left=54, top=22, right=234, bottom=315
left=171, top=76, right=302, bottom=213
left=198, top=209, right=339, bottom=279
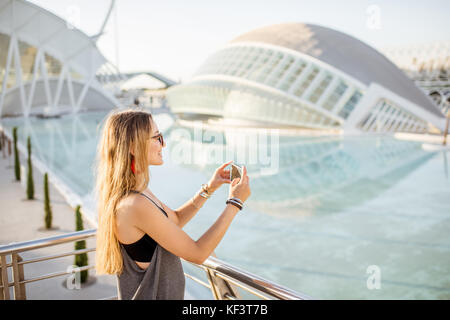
left=6, top=53, right=16, bottom=89
left=293, top=67, right=319, bottom=98
left=338, top=90, right=363, bottom=119
left=45, top=53, right=62, bottom=77
left=70, top=69, right=83, bottom=80
left=308, top=74, right=333, bottom=103
left=0, top=33, right=11, bottom=92
left=322, top=80, right=348, bottom=111
left=293, top=61, right=307, bottom=76
left=18, top=40, right=38, bottom=82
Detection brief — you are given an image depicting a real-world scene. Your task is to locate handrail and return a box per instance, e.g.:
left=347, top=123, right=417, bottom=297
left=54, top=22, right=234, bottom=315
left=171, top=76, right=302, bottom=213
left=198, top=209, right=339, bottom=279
left=201, top=257, right=312, bottom=300
left=0, top=229, right=311, bottom=300
left=0, top=229, right=97, bottom=255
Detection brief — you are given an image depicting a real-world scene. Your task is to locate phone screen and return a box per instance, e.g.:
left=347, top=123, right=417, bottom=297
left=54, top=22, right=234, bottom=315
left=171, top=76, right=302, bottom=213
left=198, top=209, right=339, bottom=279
left=230, top=164, right=242, bottom=181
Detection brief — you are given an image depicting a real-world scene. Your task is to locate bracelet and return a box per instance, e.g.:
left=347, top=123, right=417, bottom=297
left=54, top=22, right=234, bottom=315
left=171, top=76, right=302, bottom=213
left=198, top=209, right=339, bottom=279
left=226, top=200, right=242, bottom=210
left=199, top=191, right=210, bottom=199
left=229, top=197, right=243, bottom=205
left=201, top=183, right=213, bottom=196
left=226, top=199, right=243, bottom=210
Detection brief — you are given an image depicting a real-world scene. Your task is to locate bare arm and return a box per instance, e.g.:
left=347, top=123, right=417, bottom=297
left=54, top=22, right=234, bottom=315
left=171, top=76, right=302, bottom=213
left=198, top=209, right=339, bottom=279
left=133, top=197, right=239, bottom=265
left=173, top=184, right=216, bottom=228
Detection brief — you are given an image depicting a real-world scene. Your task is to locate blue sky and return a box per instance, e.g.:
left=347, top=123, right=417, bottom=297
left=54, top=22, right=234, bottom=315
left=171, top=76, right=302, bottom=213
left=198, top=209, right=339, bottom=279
left=29, top=0, right=450, bottom=82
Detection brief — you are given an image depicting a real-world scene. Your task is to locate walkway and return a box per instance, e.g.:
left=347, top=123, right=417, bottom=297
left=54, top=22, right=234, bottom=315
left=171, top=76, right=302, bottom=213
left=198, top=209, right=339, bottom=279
left=0, top=141, right=117, bottom=299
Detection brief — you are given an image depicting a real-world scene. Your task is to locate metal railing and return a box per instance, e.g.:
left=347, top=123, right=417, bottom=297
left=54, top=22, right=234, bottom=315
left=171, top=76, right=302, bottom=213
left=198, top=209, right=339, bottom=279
left=0, top=229, right=311, bottom=300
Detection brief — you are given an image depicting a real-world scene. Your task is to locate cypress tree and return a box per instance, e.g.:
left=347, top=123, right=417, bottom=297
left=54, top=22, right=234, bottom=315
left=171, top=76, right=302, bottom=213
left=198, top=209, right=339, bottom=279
left=44, top=173, right=52, bottom=229
left=26, top=136, right=35, bottom=200
left=74, top=205, right=88, bottom=283
left=13, top=127, right=20, bottom=181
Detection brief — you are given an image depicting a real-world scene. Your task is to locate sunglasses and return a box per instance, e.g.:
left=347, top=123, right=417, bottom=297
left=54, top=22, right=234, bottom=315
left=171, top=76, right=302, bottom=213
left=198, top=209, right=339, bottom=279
left=151, top=132, right=164, bottom=145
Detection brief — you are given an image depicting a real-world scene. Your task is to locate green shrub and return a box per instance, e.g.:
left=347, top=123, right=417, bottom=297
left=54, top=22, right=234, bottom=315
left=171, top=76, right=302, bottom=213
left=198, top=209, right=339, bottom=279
left=44, top=173, right=52, bottom=229
left=26, top=136, right=34, bottom=200
left=13, top=127, right=20, bottom=181
left=74, top=205, right=88, bottom=283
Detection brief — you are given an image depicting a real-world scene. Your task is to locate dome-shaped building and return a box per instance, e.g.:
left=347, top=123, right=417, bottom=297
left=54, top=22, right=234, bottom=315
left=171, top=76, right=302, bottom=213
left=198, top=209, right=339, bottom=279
left=167, top=23, right=446, bottom=134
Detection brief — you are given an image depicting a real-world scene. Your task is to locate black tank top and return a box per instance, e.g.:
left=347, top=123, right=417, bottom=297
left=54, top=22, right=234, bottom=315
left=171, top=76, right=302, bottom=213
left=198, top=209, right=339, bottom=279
left=119, top=190, right=168, bottom=262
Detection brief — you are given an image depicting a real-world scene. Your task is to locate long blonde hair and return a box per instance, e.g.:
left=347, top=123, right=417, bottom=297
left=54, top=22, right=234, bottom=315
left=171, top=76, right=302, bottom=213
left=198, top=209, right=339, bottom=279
left=94, top=109, right=153, bottom=275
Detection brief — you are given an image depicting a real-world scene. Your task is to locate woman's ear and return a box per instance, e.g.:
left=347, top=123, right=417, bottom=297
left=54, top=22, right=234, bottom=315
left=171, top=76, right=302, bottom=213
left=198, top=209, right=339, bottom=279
left=129, top=143, right=135, bottom=157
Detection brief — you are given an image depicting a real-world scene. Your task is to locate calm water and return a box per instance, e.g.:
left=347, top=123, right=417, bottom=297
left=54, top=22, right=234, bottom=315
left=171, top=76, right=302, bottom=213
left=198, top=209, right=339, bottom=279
left=2, top=111, right=450, bottom=299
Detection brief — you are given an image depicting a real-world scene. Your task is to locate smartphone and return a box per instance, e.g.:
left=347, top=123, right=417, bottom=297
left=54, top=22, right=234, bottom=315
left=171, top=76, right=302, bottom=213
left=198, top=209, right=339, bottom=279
left=230, top=163, right=242, bottom=181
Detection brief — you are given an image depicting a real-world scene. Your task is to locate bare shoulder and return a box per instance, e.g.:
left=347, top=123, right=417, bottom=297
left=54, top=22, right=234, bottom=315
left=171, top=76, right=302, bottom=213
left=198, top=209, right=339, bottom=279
left=117, top=193, right=168, bottom=226
left=116, top=193, right=140, bottom=220
left=115, top=193, right=146, bottom=242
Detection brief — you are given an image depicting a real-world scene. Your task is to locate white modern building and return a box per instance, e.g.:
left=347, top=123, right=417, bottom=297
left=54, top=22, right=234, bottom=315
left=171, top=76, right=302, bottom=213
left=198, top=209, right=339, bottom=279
left=382, top=41, right=450, bottom=116
left=0, top=0, right=120, bottom=118
left=167, top=23, right=447, bottom=134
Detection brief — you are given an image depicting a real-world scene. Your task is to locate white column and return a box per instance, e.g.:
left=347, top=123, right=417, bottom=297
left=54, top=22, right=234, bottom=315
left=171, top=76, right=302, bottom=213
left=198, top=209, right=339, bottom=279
left=53, top=66, right=68, bottom=109
left=39, top=50, right=53, bottom=110
left=363, top=102, right=384, bottom=132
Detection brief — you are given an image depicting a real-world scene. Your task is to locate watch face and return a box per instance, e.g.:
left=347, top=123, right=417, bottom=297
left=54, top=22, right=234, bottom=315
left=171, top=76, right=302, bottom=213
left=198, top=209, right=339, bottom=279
left=230, top=164, right=242, bottom=181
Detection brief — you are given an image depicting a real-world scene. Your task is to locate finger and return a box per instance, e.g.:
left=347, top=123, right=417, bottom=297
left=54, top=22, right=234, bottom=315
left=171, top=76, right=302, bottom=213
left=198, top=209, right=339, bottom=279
left=239, top=166, right=247, bottom=183
left=219, top=160, right=233, bottom=170
left=221, top=170, right=230, bottom=177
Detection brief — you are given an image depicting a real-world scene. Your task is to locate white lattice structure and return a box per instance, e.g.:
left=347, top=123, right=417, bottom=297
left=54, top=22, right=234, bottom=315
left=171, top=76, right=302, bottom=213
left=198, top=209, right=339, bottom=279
left=0, top=0, right=120, bottom=117
left=382, top=41, right=450, bottom=116
left=167, top=23, right=447, bottom=134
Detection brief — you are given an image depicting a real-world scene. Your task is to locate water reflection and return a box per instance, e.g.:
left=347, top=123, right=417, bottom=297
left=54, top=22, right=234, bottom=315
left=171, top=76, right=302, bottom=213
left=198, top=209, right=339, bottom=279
left=166, top=121, right=436, bottom=218
left=1, top=112, right=103, bottom=197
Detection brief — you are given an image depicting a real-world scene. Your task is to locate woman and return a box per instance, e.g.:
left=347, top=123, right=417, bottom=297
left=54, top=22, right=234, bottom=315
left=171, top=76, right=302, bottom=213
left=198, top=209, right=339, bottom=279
left=94, top=109, right=251, bottom=300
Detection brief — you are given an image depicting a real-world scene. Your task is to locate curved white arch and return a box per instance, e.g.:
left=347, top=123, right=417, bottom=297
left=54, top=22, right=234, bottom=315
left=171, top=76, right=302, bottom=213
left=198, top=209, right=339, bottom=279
left=0, top=0, right=120, bottom=117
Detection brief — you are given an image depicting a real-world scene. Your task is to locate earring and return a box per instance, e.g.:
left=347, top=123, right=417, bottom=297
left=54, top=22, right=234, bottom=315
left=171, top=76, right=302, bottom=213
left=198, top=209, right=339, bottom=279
left=131, top=158, right=136, bottom=174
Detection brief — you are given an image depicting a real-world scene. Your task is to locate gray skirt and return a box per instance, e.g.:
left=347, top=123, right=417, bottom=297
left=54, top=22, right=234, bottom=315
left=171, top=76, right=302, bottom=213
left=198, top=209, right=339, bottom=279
left=116, top=243, right=185, bottom=300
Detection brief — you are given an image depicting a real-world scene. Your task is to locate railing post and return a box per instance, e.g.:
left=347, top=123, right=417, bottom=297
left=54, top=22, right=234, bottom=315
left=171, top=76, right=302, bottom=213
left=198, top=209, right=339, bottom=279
left=11, top=253, right=26, bottom=300
left=204, top=252, right=241, bottom=300
left=204, top=269, right=221, bottom=300
left=1, top=255, right=11, bottom=300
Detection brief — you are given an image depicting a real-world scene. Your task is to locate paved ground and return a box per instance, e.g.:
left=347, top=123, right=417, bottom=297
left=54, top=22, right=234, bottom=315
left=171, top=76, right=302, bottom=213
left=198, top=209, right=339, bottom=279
left=0, top=143, right=118, bottom=300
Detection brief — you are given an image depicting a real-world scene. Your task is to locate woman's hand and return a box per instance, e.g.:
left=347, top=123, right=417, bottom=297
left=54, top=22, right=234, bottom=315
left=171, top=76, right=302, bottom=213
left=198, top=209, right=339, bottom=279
left=228, top=165, right=251, bottom=203
left=206, top=160, right=233, bottom=193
